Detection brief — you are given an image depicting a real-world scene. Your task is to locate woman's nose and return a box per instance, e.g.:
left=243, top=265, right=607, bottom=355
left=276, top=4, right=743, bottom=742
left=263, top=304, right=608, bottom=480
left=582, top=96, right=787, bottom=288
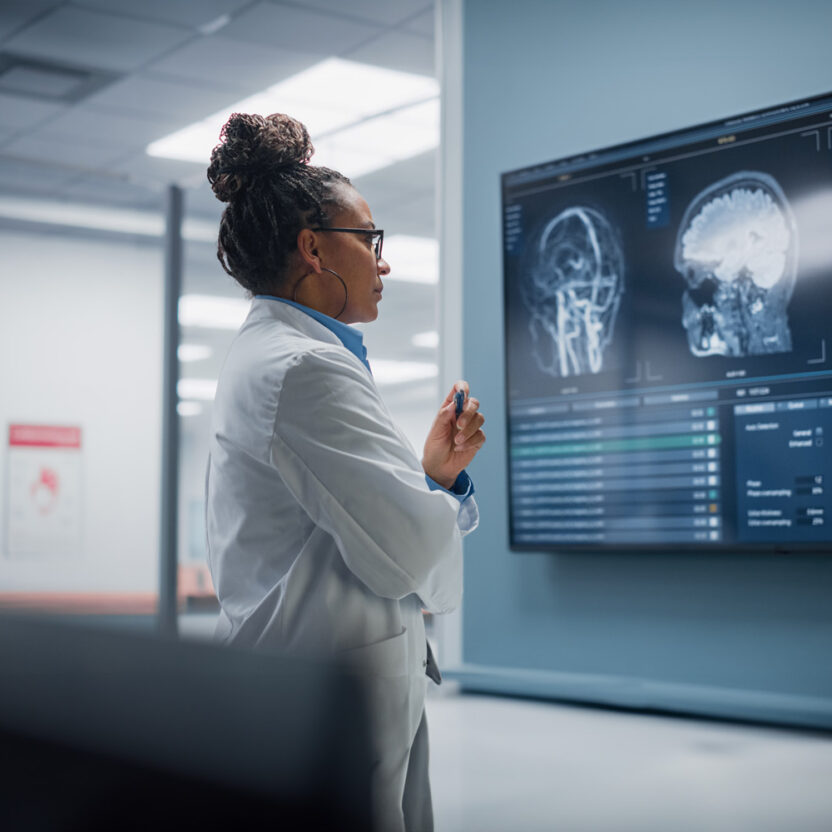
left=377, top=256, right=391, bottom=276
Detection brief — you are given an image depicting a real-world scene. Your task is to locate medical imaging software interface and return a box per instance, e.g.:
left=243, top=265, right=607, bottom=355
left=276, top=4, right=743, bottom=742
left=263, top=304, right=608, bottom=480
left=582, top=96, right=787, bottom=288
left=502, top=93, right=832, bottom=551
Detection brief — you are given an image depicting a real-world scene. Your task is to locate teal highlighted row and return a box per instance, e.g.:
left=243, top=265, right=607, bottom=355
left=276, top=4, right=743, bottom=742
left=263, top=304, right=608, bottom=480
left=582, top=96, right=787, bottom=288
left=511, top=433, right=722, bottom=458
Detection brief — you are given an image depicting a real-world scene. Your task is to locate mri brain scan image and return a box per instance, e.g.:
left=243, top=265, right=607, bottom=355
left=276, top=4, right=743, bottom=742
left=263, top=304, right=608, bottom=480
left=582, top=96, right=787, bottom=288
left=522, top=207, right=625, bottom=377
left=674, top=171, right=798, bottom=357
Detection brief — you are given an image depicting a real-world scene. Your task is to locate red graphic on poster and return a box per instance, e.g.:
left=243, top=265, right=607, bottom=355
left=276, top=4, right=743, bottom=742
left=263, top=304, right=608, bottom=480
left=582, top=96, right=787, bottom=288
left=30, top=467, right=60, bottom=515
left=6, top=423, right=83, bottom=555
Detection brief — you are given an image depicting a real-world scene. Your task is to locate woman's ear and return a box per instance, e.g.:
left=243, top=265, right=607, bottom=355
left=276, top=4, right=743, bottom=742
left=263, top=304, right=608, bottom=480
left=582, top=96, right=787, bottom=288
left=297, top=228, right=322, bottom=272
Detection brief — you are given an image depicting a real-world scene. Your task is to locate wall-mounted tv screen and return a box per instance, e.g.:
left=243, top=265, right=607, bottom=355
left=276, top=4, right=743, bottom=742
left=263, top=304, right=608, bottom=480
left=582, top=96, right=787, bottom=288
left=502, top=92, right=832, bottom=552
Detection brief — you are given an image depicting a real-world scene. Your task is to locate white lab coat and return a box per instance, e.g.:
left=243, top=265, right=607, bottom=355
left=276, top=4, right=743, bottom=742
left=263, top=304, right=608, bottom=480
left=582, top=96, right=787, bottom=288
left=205, top=298, right=478, bottom=831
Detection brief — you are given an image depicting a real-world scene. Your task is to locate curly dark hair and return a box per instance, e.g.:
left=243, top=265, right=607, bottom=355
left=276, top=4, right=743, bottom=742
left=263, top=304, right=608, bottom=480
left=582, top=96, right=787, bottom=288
left=207, top=112, right=351, bottom=295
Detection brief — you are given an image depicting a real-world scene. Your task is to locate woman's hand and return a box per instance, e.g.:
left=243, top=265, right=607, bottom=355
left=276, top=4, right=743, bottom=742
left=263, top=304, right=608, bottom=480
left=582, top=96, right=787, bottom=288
left=422, top=380, right=486, bottom=489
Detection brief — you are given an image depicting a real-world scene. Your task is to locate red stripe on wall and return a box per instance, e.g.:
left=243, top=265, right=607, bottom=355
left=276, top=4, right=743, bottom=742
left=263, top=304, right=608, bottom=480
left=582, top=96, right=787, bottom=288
left=9, top=425, right=82, bottom=448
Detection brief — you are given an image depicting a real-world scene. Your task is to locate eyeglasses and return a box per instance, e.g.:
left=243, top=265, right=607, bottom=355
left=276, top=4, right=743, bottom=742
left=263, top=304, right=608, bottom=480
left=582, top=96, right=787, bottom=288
left=310, top=227, right=384, bottom=261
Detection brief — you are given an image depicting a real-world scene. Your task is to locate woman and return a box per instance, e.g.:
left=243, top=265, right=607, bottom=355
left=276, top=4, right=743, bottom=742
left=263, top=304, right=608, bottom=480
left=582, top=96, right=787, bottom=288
left=204, top=112, right=485, bottom=832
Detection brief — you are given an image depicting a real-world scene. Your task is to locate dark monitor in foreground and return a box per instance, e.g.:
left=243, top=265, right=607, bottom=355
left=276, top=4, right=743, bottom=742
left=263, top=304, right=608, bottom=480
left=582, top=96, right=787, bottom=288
left=0, top=614, right=372, bottom=830
left=502, top=91, right=832, bottom=552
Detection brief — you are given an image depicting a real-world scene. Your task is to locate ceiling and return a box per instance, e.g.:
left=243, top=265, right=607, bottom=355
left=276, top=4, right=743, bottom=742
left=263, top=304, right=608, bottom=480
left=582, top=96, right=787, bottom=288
left=0, top=0, right=442, bottom=440
left=0, top=0, right=437, bottom=229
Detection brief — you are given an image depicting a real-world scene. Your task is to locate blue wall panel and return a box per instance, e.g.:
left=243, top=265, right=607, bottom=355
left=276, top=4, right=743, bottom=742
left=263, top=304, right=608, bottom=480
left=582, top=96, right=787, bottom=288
left=458, top=0, right=832, bottom=726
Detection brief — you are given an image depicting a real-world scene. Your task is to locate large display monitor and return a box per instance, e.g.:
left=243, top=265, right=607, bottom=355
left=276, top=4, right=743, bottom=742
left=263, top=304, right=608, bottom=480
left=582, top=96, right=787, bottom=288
left=502, top=91, right=832, bottom=552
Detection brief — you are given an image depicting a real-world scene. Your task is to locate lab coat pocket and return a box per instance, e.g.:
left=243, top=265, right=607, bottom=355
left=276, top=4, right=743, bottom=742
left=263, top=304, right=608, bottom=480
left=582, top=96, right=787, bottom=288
left=340, top=627, right=409, bottom=678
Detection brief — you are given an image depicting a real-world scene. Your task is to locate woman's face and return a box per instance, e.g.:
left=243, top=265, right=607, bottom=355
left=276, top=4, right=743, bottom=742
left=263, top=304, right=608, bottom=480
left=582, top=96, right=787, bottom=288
left=316, top=186, right=390, bottom=324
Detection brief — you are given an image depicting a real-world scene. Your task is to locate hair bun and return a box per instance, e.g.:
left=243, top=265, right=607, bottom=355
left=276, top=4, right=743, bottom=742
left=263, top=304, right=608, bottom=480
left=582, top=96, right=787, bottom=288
left=207, top=112, right=314, bottom=202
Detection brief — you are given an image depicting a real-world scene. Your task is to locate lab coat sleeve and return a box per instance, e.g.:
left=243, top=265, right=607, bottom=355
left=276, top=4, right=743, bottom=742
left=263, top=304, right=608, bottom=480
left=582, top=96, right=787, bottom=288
left=271, top=347, right=472, bottom=613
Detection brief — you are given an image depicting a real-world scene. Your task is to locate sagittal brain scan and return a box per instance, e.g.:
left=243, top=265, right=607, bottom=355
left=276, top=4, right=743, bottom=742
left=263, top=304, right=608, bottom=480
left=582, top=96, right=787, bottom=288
left=521, top=207, right=625, bottom=377
left=674, top=172, right=798, bottom=358
left=503, top=90, right=832, bottom=552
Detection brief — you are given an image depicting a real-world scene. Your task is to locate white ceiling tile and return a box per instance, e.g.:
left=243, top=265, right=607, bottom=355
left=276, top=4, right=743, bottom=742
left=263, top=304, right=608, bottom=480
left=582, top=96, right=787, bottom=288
left=0, top=157, right=78, bottom=192
left=382, top=193, right=435, bottom=238
left=221, top=2, right=383, bottom=55
left=0, top=0, right=61, bottom=42
left=293, top=0, right=433, bottom=28
left=345, top=28, right=434, bottom=76
left=3, top=6, right=191, bottom=73
left=2, top=134, right=128, bottom=169
left=38, top=107, right=187, bottom=152
left=59, top=175, right=164, bottom=209
left=0, top=91, right=67, bottom=130
left=405, top=8, right=434, bottom=38
left=74, top=0, right=251, bottom=29
left=354, top=149, right=436, bottom=196
left=146, top=35, right=319, bottom=92
left=109, top=152, right=208, bottom=189
left=84, top=74, right=242, bottom=123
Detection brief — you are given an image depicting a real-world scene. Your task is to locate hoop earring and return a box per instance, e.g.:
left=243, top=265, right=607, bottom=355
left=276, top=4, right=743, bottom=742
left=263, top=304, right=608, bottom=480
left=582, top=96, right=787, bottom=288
left=292, top=267, right=349, bottom=319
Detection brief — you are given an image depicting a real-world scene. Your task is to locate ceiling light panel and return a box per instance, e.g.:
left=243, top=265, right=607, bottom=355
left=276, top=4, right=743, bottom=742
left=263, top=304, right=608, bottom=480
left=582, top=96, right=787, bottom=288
left=147, top=58, right=439, bottom=179
left=371, top=360, right=438, bottom=386
left=177, top=378, right=218, bottom=401
left=412, top=331, right=439, bottom=348
left=178, top=294, right=249, bottom=330
left=382, top=235, right=438, bottom=284
left=177, top=401, right=204, bottom=417
left=178, top=344, right=213, bottom=363
left=314, top=99, right=439, bottom=178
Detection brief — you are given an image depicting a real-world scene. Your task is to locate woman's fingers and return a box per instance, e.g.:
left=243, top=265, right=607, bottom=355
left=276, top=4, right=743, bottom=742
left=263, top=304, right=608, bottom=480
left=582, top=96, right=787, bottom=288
left=441, top=379, right=470, bottom=408
left=455, top=397, right=481, bottom=429
left=454, top=428, right=486, bottom=453
left=454, top=409, right=485, bottom=445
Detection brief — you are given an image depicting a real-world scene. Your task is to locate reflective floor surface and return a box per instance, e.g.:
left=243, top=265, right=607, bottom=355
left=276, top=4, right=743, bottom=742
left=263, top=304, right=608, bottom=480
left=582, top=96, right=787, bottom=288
left=425, top=687, right=832, bottom=832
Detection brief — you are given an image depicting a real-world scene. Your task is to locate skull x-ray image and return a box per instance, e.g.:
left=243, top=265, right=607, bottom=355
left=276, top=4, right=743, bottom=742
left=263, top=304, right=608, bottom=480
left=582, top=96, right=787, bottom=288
left=674, top=171, right=798, bottom=357
left=522, top=207, right=625, bottom=377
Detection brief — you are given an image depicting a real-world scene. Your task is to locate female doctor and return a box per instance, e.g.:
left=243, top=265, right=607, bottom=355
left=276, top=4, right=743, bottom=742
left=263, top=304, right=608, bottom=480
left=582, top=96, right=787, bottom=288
left=204, top=112, right=485, bottom=832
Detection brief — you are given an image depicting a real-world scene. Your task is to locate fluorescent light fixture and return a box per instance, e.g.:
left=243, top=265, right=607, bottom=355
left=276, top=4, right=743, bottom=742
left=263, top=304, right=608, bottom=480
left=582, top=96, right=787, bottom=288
left=372, top=360, right=438, bottom=386
left=177, top=401, right=204, bottom=417
left=147, top=58, right=439, bottom=180
left=177, top=362, right=435, bottom=395
left=313, top=99, right=439, bottom=179
left=178, top=344, right=213, bottom=363
left=179, top=294, right=249, bottom=330
left=411, top=330, right=439, bottom=348
left=0, top=195, right=216, bottom=241
left=178, top=378, right=217, bottom=401
left=383, top=235, right=438, bottom=284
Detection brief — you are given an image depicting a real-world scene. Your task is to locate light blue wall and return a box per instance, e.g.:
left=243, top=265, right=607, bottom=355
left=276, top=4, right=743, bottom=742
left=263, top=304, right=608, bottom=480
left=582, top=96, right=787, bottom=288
left=458, top=0, right=832, bottom=727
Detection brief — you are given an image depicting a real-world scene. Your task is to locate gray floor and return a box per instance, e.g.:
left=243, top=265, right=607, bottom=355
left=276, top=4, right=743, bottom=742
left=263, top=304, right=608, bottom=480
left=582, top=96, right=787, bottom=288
left=180, top=617, right=832, bottom=831
left=424, top=686, right=832, bottom=832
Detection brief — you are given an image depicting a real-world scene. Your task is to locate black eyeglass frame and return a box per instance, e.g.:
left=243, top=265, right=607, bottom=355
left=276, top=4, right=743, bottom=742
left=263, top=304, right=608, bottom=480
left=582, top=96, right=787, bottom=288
left=310, top=227, right=384, bottom=260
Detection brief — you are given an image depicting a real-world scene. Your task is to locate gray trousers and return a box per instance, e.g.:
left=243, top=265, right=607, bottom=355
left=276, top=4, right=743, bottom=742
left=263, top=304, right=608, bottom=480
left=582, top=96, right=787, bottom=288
left=401, top=708, right=433, bottom=832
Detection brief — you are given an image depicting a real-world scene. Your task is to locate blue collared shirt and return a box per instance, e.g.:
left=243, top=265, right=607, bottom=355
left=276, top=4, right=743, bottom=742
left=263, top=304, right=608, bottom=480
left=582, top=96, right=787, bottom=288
left=256, top=294, right=475, bottom=504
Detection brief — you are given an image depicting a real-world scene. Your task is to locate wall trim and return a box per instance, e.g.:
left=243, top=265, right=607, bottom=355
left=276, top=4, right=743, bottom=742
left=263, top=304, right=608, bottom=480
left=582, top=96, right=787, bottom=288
left=446, top=664, right=832, bottom=730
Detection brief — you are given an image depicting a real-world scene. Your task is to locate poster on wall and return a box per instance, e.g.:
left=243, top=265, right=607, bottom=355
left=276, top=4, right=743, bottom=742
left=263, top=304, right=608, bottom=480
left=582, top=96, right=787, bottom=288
left=4, top=424, right=83, bottom=556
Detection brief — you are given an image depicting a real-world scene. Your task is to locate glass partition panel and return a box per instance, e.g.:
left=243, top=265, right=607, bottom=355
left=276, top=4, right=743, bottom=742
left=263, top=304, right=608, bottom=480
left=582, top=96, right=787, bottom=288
left=0, top=204, right=165, bottom=627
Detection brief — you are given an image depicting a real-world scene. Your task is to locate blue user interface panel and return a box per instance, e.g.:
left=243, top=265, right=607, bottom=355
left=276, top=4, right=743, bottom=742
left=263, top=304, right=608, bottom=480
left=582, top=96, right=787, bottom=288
left=502, top=92, right=832, bottom=551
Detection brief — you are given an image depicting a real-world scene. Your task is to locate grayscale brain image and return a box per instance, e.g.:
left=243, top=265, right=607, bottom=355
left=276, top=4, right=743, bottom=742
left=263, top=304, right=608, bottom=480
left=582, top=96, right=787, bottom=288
left=674, top=171, right=798, bottom=358
left=521, top=207, right=625, bottom=377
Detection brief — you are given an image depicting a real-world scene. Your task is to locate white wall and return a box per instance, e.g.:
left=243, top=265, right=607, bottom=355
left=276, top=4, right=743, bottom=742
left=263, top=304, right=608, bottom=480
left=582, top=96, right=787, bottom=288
left=0, top=227, right=163, bottom=592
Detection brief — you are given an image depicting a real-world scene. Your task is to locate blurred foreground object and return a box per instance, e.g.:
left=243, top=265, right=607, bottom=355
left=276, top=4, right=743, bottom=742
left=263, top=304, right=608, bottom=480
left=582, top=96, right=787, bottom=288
left=0, top=613, right=372, bottom=830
